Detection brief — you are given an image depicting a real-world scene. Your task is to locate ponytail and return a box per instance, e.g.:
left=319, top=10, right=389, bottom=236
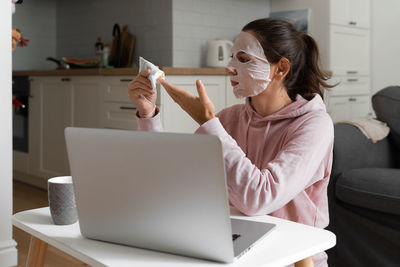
left=288, top=32, right=334, bottom=100
left=243, top=18, right=335, bottom=101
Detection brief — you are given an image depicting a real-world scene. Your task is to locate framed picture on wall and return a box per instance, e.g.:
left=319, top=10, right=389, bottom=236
left=269, top=8, right=311, bottom=33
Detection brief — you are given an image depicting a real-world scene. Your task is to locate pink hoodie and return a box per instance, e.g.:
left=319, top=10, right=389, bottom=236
left=137, top=93, right=334, bottom=266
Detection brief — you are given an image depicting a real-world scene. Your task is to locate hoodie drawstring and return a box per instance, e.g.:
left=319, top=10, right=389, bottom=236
left=245, top=112, right=252, bottom=155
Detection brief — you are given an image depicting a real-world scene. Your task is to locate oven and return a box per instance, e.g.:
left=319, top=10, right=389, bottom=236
left=12, top=75, right=29, bottom=153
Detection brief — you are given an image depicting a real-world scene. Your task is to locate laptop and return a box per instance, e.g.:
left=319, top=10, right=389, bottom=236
left=65, top=127, right=275, bottom=263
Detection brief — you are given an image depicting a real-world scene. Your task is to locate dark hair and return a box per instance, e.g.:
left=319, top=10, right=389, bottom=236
left=242, top=18, right=335, bottom=101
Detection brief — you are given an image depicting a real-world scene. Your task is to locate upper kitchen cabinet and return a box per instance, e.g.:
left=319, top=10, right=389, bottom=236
left=330, top=0, right=370, bottom=29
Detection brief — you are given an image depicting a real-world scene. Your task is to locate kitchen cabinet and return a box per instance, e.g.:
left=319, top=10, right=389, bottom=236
left=29, top=77, right=72, bottom=178
left=327, top=95, right=370, bottom=122
left=13, top=151, right=29, bottom=173
left=328, top=75, right=370, bottom=96
left=271, top=0, right=371, bottom=121
left=329, top=25, right=370, bottom=76
left=27, top=76, right=102, bottom=180
left=101, top=76, right=137, bottom=130
left=160, top=75, right=226, bottom=133
left=70, top=76, right=102, bottom=128
left=330, top=0, right=370, bottom=29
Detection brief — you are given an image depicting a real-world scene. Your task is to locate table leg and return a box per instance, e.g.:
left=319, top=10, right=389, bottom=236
left=294, top=256, right=314, bottom=267
left=26, top=236, right=48, bottom=267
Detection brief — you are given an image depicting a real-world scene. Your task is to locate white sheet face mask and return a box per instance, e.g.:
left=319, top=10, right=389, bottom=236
left=139, top=56, right=165, bottom=90
left=227, top=31, right=271, bottom=99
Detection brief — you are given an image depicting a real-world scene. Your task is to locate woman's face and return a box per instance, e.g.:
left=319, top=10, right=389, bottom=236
left=225, top=31, right=272, bottom=99
left=226, top=56, right=277, bottom=86
left=226, top=51, right=251, bottom=86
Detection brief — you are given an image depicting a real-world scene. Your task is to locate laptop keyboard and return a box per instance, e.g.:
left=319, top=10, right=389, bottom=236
left=232, top=234, right=241, bottom=241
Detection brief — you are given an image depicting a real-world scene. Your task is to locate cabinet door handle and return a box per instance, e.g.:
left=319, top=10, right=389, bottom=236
left=120, top=106, right=136, bottom=110
left=61, top=78, right=71, bottom=82
left=349, top=98, right=357, bottom=102
left=349, top=21, right=357, bottom=25
left=346, top=71, right=358, bottom=74
left=120, top=79, right=133, bottom=82
left=347, top=78, right=359, bottom=82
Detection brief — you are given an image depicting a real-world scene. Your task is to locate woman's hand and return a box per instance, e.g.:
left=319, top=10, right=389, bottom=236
left=127, top=69, right=157, bottom=118
left=159, top=79, right=215, bottom=125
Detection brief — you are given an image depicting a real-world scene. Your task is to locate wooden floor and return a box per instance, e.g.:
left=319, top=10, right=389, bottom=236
left=13, top=181, right=88, bottom=267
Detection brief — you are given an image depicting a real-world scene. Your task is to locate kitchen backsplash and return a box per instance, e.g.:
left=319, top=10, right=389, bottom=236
left=172, top=0, right=270, bottom=67
left=12, top=0, right=270, bottom=70
left=56, top=0, right=173, bottom=68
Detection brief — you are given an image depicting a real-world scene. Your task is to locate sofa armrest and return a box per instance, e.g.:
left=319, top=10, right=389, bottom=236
left=331, top=123, right=396, bottom=181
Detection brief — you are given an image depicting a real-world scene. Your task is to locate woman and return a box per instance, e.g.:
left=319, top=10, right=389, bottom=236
left=127, top=18, right=334, bottom=266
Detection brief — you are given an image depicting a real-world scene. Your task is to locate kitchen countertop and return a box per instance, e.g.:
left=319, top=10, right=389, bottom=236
left=13, top=67, right=228, bottom=76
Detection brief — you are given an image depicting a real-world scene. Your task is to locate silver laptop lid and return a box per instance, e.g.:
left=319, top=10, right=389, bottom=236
left=65, top=127, right=235, bottom=262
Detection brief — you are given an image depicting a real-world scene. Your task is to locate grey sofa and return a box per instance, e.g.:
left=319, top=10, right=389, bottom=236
left=327, top=86, right=400, bottom=267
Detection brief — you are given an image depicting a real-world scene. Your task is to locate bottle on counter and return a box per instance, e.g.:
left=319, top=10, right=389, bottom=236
left=95, top=37, right=104, bottom=67
left=103, top=44, right=110, bottom=68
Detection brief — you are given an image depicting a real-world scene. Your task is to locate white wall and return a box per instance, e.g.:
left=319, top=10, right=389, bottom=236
left=12, top=0, right=57, bottom=70
left=0, top=1, right=18, bottom=266
left=371, top=0, right=400, bottom=94
left=172, top=0, right=271, bottom=67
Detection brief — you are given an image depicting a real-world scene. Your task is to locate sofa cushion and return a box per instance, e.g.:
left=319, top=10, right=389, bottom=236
left=336, top=168, right=400, bottom=215
left=372, top=86, right=400, bottom=151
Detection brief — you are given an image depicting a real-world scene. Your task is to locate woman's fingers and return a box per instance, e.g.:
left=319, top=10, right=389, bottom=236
left=128, top=77, right=153, bottom=93
left=158, top=79, right=182, bottom=102
left=159, top=79, right=187, bottom=95
left=130, top=73, right=152, bottom=87
left=127, top=84, right=154, bottom=96
left=132, top=79, right=152, bottom=90
left=128, top=88, right=154, bottom=98
left=165, top=89, right=181, bottom=104
left=196, top=80, right=210, bottom=104
left=139, top=69, right=151, bottom=77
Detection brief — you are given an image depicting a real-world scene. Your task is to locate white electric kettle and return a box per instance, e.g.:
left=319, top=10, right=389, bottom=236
left=206, top=40, right=233, bottom=67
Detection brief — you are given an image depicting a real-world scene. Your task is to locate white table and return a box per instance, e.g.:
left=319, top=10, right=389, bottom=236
left=12, top=207, right=335, bottom=267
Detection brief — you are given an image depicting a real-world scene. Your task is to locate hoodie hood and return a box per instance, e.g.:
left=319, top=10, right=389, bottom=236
left=244, top=94, right=326, bottom=123
left=241, top=93, right=327, bottom=160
